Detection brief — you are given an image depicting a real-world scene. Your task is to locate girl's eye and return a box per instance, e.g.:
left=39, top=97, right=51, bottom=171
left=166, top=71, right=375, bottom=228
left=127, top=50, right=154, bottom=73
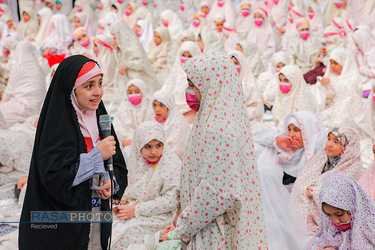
left=86, top=84, right=92, bottom=88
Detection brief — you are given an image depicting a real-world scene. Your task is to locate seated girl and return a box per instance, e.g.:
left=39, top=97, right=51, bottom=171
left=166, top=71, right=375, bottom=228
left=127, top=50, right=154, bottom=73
left=359, top=142, right=375, bottom=200
left=235, top=1, right=252, bottom=38
left=229, top=50, right=263, bottom=125
left=111, top=121, right=181, bottom=248
left=292, top=126, right=363, bottom=234
left=122, top=3, right=138, bottom=29
left=150, top=89, right=190, bottom=158
left=162, top=41, right=201, bottom=124
left=319, top=48, right=363, bottom=127
left=70, top=27, right=94, bottom=58
left=287, top=18, right=321, bottom=74
left=196, top=29, right=224, bottom=53
left=236, top=40, right=264, bottom=79
left=272, top=65, right=317, bottom=127
left=113, top=79, right=153, bottom=148
left=304, top=173, right=375, bottom=249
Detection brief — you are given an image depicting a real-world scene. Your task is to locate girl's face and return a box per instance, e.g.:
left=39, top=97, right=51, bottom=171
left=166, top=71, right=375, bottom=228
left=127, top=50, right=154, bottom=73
left=330, top=59, right=343, bottom=74
left=74, top=74, right=103, bottom=111
left=187, top=79, right=201, bottom=103
left=322, top=203, right=351, bottom=226
left=215, top=22, right=223, bottom=32
left=134, top=24, right=141, bottom=34
left=154, top=32, right=162, bottom=46
left=326, top=132, right=344, bottom=158
left=254, top=12, right=264, bottom=20
left=276, top=62, right=285, bottom=70
left=141, top=139, right=164, bottom=163
left=279, top=73, right=291, bottom=85
left=74, top=17, right=82, bottom=29
left=231, top=56, right=240, bottom=66
left=182, top=51, right=192, bottom=58
left=196, top=35, right=204, bottom=51
left=180, top=37, right=189, bottom=44
left=236, top=44, right=243, bottom=53
left=77, top=33, right=88, bottom=43
left=288, top=123, right=303, bottom=149
left=153, top=100, right=169, bottom=121
left=22, top=12, right=31, bottom=22
left=127, top=85, right=141, bottom=95
left=308, top=7, right=313, bottom=13
left=201, top=5, right=209, bottom=15
left=299, top=27, right=309, bottom=33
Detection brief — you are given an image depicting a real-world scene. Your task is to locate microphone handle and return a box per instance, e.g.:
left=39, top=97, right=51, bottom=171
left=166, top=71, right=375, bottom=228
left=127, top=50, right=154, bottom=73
left=102, top=129, right=113, bottom=168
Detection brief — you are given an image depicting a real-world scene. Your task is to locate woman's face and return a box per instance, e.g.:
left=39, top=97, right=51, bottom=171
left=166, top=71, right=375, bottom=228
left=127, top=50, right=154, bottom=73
left=330, top=59, right=343, bottom=74
left=127, top=85, right=141, bottom=95
left=154, top=32, right=162, bottom=46
left=326, top=132, right=344, bottom=158
left=187, top=79, right=201, bottom=103
left=288, top=123, right=303, bottom=149
left=74, top=17, right=82, bottom=29
left=74, top=74, right=103, bottom=111
left=322, top=203, right=351, bottom=226
left=141, top=139, right=164, bottom=163
left=153, top=100, right=168, bottom=121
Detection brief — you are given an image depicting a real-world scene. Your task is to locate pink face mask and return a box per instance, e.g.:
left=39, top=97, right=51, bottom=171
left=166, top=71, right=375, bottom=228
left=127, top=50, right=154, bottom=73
left=217, top=2, right=224, bottom=7
left=332, top=220, right=351, bottom=231
left=180, top=4, right=184, bottom=11
left=334, top=3, right=341, bottom=8
left=56, top=5, right=62, bottom=10
left=155, top=115, right=168, bottom=123
left=47, top=3, right=53, bottom=8
left=153, top=2, right=156, bottom=7
left=80, top=39, right=90, bottom=47
left=118, top=0, right=123, bottom=3
left=373, top=96, right=375, bottom=102
left=142, top=0, right=148, bottom=5
left=3, top=50, right=10, bottom=55
left=242, top=10, right=250, bottom=17
left=162, top=21, right=168, bottom=27
left=125, top=9, right=131, bottom=16
left=279, top=83, right=291, bottom=94
left=236, top=66, right=241, bottom=74
left=289, top=17, right=293, bottom=23
left=185, top=89, right=200, bottom=111
left=136, top=32, right=141, bottom=37
left=308, top=13, right=314, bottom=19
left=254, top=18, right=263, bottom=26
left=98, top=3, right=103, bottom=10
left=192, top=20, right=200, bottom=27
left=144, top=155, right=162, bottom=165
left=181, top=57, right=188, bottom=64
left=273, top=0, right=279, bottom=4
left=41, top=0, right=45, bottom=2
left=300, top=32, right=310, bottom=39
left=77, top=7, right=82, bottom=12
left=276, top=68, right=281, bottom=72
left=128, top=93, right=142, bottom=105
left=288, top=5, right=291, bottom=10
left=23, top=17, right=29, bottom=23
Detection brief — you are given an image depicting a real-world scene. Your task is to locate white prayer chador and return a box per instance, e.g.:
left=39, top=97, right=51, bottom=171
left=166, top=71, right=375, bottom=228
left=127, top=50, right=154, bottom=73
left=122, top=2, right=137, bottom=29
left=189, top=12, right=207, bottom=39
left=272, top=65, right=318, bottom=127
left=281, top=6, right=306, bottom=50
left=16, top=6, right=39, bottom=39
left=320, top=48, right=363, bottom=127
left=44, top=13, right=72, bottom=54
left=237, top=40, right=264, bottom=78
left=162, top=41, right=201, bottom=114
left=71, top=27, right=94, bottom=58
left=235, top=1, right=252, bottom=37
left=113, top=79, right=153, bottom=144
left=0, top=41, right=46, bottom=127
left=200, top=28, right=225, bottom=52
left=246, top=8, right=277, bottom=68
left=74, top=12, right=97, bottom=36
left=34, top=7, right=54, bottom=47
left=229, top=50, right=263, bottom=123
left=223, top=21, right=244, bottom=53
left=150, top=89, right=190, bottom=159
left=111, top=121, right=181, bottom=248
left=110, top=20, right=154, bottom=94
left=136, top=19, right=154, bottom=53
left=270, top=0, right=289, bottom=28
left=260, top=51, right=293, bottom=106
left=307, top=2, right=326, bottom=39
left=134, top=6, right=157, bottom=29
left=159, top=9, right=185, bottom=41
left=207, top=0, right=237, bottom=30
left=253, top=111, right=325, bottom=249
left=176, top=52, right=267, bottom=249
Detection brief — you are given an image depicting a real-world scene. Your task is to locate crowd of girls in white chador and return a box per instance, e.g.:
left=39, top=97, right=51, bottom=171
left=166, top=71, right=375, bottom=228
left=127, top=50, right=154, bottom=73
left=0, top=0, right=375, bottom=249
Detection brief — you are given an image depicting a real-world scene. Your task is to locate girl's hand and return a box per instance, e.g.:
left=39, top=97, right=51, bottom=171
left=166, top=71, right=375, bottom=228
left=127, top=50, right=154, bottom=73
left=173, top=207, right=181, bottom=226
left=97, top=136, right=116, bottom=160
left=164, top=224, right=175, bottom=234
left=320, top=78, right=330, bottom=85
left=119, top=65, right=127, bottom=75
left=278, top=27, right=285, bottom=35
left=160, top=232, right=168, bottom=241
left=319, top=47, right=327, bottom=56
left=122, top=139, right=132, bottom=147
left=276, top=136, right=300, bottom=151
left=306, top=187, right=313, bottom=198
left=117, top=205, right=136, bottom=220
left=17, top=176, right=28, bottom=190
left=96, top=179, right=112, bottom=199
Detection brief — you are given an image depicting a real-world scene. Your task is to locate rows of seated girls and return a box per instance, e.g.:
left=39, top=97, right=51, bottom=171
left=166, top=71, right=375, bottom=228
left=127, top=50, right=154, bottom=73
left=0, top=0, right=375, bottom=249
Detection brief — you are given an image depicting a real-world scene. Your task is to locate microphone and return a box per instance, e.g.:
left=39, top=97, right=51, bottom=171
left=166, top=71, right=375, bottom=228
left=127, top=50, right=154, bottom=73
left=99, top=114, right=113, bottom=173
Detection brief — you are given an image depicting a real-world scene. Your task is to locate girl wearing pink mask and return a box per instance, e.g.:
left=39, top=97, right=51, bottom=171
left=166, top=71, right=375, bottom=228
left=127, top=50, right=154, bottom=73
left=207, top=0, right=236, bottom=31
left=16, top=7, right=39, bottom=40
left=113, top=79, right=153, bottom=148
left=189, top=12, right=207, bottom=39
left=273, top=65, right=317, bottom=127
left=318, top=48, right=362, bottom=127
left=71, top=27, right=94, bottom=58
left=122, top=2, right=137, bottom=29
left=323, top=0, right=347, bottom=24
left=306, top=2, right=326, bottom=39
left=287, top=18, right=321, bottom=74
left=293, top=126, right=363, bottom=235
left=159, top=9, right=185, bottom=41
left=229, top=50, right=263, bottom=124
left=280, top=5, right=305, bottom=50
left=270, top=0, right=289, bottom=31
left=149, top=89, right=190, bottom=159
left=305, top=173, right=375, bottom=249
left=235, top=1, right=252, bottom=37
left=162, top=41, right=201, bottom=124
left=246, top=7, right=278, bottom=69
left=134, top=19, right=154, bottom=53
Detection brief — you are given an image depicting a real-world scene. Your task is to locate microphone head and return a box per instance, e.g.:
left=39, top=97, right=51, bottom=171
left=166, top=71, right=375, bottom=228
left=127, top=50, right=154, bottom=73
left=99, top=114, right=111, bottom=131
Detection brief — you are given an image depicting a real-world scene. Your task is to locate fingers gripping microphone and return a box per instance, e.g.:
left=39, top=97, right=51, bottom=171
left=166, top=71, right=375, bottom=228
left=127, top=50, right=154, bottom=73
left=99, top=114, right=113, bottom=172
